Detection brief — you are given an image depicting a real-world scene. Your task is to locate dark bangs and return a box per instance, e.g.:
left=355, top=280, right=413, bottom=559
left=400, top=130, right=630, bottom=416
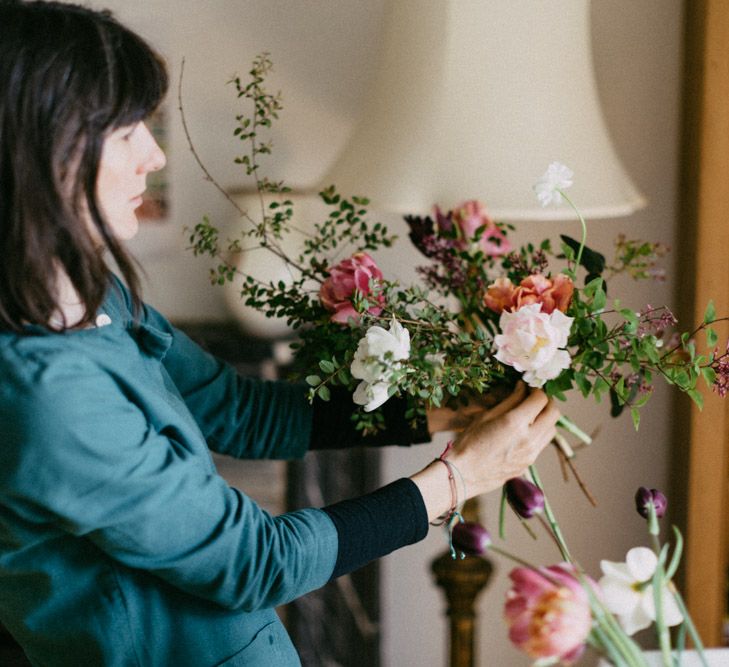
left=97, top=16, right=169, bottom=133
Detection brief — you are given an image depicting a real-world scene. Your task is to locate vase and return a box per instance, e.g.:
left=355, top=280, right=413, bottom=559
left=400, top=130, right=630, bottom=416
left=597, top=647, right=729, bottom=666
left=223, top=192, right=326, bottom=339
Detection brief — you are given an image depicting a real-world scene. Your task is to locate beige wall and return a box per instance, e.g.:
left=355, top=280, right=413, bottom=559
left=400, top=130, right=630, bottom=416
left=80, top=1, right=684, bottom=664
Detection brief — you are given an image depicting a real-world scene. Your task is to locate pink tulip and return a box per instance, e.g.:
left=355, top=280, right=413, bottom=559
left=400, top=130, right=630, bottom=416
left=448, top=200, right=512, bottom=256
left=319, top=252, right=384, bottom=324
left=504, top=564, right=593, bottom=665
left=485, top=273, right=574, bottom=315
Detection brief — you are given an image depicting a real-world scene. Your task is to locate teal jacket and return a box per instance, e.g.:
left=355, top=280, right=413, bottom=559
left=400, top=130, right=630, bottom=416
left=0, top=278, right=338, bottom=666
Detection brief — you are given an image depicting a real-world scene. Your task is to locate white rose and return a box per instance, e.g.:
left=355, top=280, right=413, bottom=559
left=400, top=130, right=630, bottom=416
left=494, top=303, right=573, bottom=388
left=352, top=380, right=391, bottom=412
left=351, top=318, right=410, bottom=411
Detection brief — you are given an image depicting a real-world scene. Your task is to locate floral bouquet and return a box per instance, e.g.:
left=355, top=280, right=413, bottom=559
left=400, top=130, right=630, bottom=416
left=184, top=55, right=727, bottom=666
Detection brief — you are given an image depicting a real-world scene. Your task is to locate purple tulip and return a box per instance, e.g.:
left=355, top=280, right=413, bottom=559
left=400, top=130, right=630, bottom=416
left=505, top=477, right=545, bottom=519
left=635, top=487, right=667, bottom=519
left=451, top=521, right=492, bottom=556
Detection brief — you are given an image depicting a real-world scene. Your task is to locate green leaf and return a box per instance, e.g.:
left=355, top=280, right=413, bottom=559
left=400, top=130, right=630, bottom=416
left=706, top=327, right=718, bottom=347
left=701, top=366, right=717, bottom=387
left=631, top=407, right=641, bottom=430
left=305, top=375, right=321, bottom=386
left=665, top=525, right=684, bottom=581
left=560, top=235, right=606, bottom=276
left=687, top=389, right=704, bottom=410
left=319, top=359, right=335, bottom=374
left=703, top=300, right=716, bottom=324
left=620, top=308, right=639, bottom=334
left=575, top=373, right=592, bottom=397
left=317, top=385, right=331, bottom=401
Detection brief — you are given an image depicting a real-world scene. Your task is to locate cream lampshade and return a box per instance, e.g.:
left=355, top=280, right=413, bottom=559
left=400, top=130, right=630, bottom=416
left=322, top=0, right=645, bottom=221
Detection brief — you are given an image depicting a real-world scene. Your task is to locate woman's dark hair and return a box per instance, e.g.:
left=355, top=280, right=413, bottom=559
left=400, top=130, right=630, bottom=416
left=0, top=0, right=168, bottom=331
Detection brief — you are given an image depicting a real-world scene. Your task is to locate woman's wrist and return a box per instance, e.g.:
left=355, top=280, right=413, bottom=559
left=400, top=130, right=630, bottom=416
left=410, top=462, right=454, bottom=523
left=409, top=451, right=468, bottom=524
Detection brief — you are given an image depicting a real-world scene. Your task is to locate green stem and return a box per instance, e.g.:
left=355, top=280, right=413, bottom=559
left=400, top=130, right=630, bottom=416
left=652, top=559, right=673, bottom=667
left=528, top=465, right=572, bottom=562
left=558, top=189, right=588, bottom=272
left=557, top=415, right=593, bottom=445
left=672, top=591, right=710, bottom=667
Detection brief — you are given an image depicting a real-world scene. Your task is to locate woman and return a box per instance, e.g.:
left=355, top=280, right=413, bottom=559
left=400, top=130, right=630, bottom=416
left=0, top=1, right=560, bottom=665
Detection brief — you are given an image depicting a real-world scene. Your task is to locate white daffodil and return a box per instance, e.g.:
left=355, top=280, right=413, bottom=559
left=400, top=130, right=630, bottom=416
left=534, top=161, right=574, bottom=207
left=351, top=318, right=410, bottom=411
left=598, top=547, right=683, bottom=636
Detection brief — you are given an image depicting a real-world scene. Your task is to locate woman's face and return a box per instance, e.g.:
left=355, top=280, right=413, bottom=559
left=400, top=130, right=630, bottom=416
left=95, top=121, right=166, bottom=240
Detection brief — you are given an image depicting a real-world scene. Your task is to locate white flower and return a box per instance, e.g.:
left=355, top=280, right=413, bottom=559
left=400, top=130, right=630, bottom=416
left=493, top=303, right=573, bottom=388
left=351, top=318, right=410, bottom=411
left=534, top=161, right=574, bottom=207
left=598, top=547, right=683, bottom=636
left=352, top=380, right=391, bottom=412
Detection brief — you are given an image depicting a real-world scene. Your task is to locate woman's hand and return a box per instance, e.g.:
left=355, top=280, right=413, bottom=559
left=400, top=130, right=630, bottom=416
left=412, top=385, right=560, bottom=522
left=448, top=387, right=559, bottom=496
left=425, top=384, right=515, bottom=434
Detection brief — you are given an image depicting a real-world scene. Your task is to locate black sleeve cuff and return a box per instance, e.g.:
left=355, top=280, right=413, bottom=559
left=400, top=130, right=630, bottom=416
left=310, top=386, right=431, bottom=449
left=322, top=478, right=429, bottom=580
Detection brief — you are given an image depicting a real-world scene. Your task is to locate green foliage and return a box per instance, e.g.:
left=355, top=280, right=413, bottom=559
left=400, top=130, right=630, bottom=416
left=185, top=53, right=727, bottom=435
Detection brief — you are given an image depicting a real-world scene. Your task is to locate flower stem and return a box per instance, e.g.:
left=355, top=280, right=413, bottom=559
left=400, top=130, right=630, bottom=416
left=557, top=415, right=593, bottom=445
left=559, top=189, right=588, bottom=273
left=673, top=591, right=710, bottom=667
left=528, top=465, right=572, bottom=562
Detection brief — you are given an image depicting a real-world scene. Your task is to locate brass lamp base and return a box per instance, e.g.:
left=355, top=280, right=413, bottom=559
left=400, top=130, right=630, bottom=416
left=431, top=498, right=493, bottom=667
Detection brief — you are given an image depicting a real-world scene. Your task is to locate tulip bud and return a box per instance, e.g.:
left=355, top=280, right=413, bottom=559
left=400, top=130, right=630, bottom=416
left=505, top=477, right=545, bottom=519
left=635, top=487, right=667, bottom=519
left=451, top=521, right=492, bottom=556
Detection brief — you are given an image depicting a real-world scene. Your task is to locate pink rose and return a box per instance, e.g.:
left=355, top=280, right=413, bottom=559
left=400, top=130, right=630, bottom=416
left=494, top=303, right=573, bottom=388
left=505, top=564, right=594, bottom=665
left=319, top=252, right=384, bottom=324
left=485, top=273, right=574, bottom=315
left=443, top=200, right=512, bottom=256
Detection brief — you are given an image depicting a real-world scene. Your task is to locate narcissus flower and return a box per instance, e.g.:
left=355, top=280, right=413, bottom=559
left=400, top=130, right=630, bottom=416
left=598, top=546, right=683, bottom=635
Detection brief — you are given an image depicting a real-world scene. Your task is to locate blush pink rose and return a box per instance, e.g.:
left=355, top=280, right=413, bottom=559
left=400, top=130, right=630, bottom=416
left=493, top=303, right=573, bottom=388
left=319, top=252, right=384, bottom=324
left=446, top=200, right=512, bottom=256
left=485, top=273, right=574, bottom=315
left=505, top=564, right=594, bottom=665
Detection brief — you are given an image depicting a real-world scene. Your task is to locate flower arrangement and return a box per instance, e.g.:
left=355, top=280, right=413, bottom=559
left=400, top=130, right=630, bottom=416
left=183, top=55, right=727, bottom=666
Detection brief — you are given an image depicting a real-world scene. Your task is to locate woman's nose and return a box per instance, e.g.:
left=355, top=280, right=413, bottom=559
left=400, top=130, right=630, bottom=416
left=137, top=123, right=167, bottom=174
